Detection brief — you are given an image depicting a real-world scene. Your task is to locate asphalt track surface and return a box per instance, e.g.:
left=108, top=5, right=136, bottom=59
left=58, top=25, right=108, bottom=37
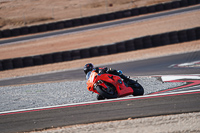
left=0, top=4, right=200, bottom=45
left=0, top=51, right=200, bottom=132
left=0, top=90, right=200, bottom=133
left=0, top=50, right=200, bottom=86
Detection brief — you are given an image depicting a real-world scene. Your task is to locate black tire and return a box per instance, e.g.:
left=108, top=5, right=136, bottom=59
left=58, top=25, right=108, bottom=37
left=132, top=83, right=144, bottom=96
left=97, top=95, right=105, bottom=100
left=95, top=85, right=118, bottom=99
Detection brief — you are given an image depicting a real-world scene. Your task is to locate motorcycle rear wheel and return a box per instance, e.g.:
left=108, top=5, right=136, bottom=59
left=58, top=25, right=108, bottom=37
left=96, top=85, right=118, bottom=99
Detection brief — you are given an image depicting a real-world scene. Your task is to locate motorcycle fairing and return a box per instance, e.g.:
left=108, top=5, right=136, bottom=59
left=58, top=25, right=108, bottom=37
left=87, top=71, right=134, bottom=97
left=96, top=73, right=134, bottom=97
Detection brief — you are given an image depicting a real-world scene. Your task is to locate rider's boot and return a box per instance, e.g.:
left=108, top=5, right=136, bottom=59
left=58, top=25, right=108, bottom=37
left=107, top=68, right=137, bottom=86
left=119, top=74, right=138, bottom=86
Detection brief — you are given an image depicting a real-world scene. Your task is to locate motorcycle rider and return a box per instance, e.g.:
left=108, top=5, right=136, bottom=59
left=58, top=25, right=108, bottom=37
left=83, top=63, right=136, bottom=85
left=84, top=63, right=142, bottom=100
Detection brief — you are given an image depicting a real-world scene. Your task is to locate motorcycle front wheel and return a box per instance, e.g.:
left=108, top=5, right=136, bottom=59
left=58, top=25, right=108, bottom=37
left=96, top=85, right=118, bottom=99
left=97, top=95, right=105, bottom=100
left=132, top=83, right=144, bottom=96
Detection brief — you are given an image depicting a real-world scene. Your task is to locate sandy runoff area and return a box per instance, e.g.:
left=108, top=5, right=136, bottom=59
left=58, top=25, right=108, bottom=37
left=0, top=0, right=174, bottom=30
left=0, top=9, right=200, bottom=79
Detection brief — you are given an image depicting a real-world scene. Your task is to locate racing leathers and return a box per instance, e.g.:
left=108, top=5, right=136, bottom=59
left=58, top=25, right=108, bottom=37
left=92, top=67, right=137, bottom=86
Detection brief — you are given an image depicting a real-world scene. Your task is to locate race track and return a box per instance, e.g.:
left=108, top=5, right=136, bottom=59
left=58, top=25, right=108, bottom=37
left=0, top=50, right=200, bottom=86
left=0, top=4, right=200, bottom=46
left=0, top=4, right=200, bottom=133
left=0, top=90, right=200, bottom=133
left=0, top=51, right=200, bottom=133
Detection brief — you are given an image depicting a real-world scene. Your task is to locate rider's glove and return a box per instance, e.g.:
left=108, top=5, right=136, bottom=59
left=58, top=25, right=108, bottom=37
left=102, top=67, right=108, bottom=72
left=107, top=68, right=117, bottom=74
left=99, top=69, right=104, bottom=74
left=94, top=67, right=99, bottom=73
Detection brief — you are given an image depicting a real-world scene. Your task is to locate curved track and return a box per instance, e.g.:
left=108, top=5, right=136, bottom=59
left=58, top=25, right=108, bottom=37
left=0, top=5, right=200, bottom=45
left=0, top=51, right=200, bottom=86
left=0, top=90, right=200, bottom=133
left=0, top=5, right=200, bottom=133
left=0, top=51, right=200, bottom=133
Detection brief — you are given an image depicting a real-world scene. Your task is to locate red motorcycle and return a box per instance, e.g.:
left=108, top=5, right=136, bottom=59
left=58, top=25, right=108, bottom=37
left=86, top=70, right=144, bottom=100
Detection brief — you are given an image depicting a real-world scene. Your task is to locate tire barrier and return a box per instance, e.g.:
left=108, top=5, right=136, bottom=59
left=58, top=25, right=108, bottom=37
left=64, top=20, right=73, bottom=28
left=0, top=61, right=3, bottom=71
left=81, top=17, right=90, bottom=25
left=1, top=59, right=13, bottom=70
left=169, top=31, right=179, bottom=44
left=80, top=49, right=90, bottom=58
left=71, top=50, right=81, bottom=60
left=187, top=28, right=196, bottom=41
left=106, top=13, right=115, bottom=21
left=147, top=5, right=156, bottom=13
left=163, top=2, right=172, bottom=10
left=98, top=14, right=106, bottom=22
left=116, top=42, right=126, bottom=53
left=38, top=24, right=47, bottom=32
left=155, top=4, right=164, bottom=11
left=171, top=1, right=181, bottom=8
left=134, top=38, right=143, bottom=49
left=1, top=26, right=200, bottom=71
left=160, top=33, right=170, bottom=45
left=47, top=23, right=56, bottom=31
left=125, top=40, right=135, bottom=51
left=62, top=51, right=72, bottom=61
left=131, top=8, right=139, bottom=16
left=123, top=10, right=132, bottom=18
left=29, top=26, right=38, bottom=33
left=107, top=44, right=117, bottom=54
left=99, top=46, right=109, bottom=56
left=72, top=19, right=81, bottom=27
left=178, top=30, right=188, bottom=42
left=33, top=55, right=43, bottom=65
left=55, top=22, right=65, bottom=29
left=52, top=52, right=63, bottom=63
left=89, top=47, right=99, bottom=57
left=151, top=35, right=161, bottom=47
left=12, top=58, right=23, bottom=68
left=195, top=27, right=200, bottom=39
left=188, top=0, right=198, bottom=5
left=42, top=54, right=54, bottom=64
left=23, top=57, right=34, bottom=67
left=11, top=28, right=21, bottom=36
left=180, top=0, right=188, bottom=6
left=139, top=7, right=148, bottom=14
left=20, top=27, right=29, bottom=35
left=2, top=30, right=11, bottom=38
left=143, top=36, right=153, bottom=48
left=1, top=0, right=199, bottom=39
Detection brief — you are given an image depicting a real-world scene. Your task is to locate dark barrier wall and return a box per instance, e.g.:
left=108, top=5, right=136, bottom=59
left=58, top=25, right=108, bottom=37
left=0, top=27, right=200, bottom=71
left=0, top=0, right=199, bottom=39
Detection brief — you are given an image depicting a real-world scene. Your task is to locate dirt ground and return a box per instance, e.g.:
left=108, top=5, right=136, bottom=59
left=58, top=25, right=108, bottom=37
left=0, top=10, right=200, bottom=60
left=30, top=112, right=200, bottom=133
left=0, top=0, right=174, bottom=30
left=1, top=40, right=200, bottom=80
left=0, top=8, right=200, bottom=79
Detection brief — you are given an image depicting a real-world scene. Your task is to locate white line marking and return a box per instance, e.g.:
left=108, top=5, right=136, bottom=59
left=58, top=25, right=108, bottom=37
left=1, top=89, right=200, bottom=115
left=161, top=75, right=200, bottom=82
